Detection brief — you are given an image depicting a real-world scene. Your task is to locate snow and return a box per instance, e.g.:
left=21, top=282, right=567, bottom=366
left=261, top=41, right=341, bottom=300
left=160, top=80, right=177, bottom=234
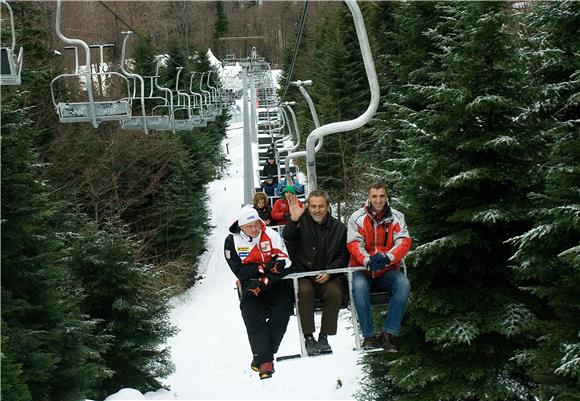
left=102, top=97, right=365, bottom=401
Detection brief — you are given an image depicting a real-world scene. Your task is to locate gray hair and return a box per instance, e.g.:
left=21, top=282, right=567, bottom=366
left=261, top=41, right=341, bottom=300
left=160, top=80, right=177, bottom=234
left=307, top=189, right=331, bottom=206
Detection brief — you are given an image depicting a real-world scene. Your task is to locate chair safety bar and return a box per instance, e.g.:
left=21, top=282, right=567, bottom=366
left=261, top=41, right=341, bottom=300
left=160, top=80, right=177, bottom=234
left=282, top=267, right=365, bottom=357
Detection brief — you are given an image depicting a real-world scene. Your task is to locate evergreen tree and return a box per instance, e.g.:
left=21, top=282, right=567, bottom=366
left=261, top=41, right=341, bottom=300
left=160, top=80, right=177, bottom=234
left=361, top=3, right=542, bottom=400
left=359, top=2, right=442, bottom=204
left=508, top=2, right=580, bottom=400
left=213, top=1, right=229, bottom=58
left=65, top=218, right=177, bottom=399
left=1, top=91, right=108, bottom=401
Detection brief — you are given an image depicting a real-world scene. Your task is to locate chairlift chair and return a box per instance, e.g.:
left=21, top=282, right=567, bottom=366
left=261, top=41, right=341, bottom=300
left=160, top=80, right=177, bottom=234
left=199, top=71, right=218, bottom=122
left=0, top=0, right=23, bottom=86
left=51, top=0, right=131, bottom=128
left=171, top=67, right=206, bottom=130
left=222, top=54, right=237, bottom=67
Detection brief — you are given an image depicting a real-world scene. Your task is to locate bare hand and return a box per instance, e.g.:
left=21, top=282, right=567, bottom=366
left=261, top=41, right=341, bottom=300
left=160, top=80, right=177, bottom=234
left=314, top=273, right=330, bottom=284
left=288, top=194, right=304, bottom=222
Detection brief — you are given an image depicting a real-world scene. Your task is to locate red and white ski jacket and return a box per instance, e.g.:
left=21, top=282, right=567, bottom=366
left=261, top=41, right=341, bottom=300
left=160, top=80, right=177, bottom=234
left=224, top=220, right=291, bottom=287
left=347, top=203, right=412, bottom=278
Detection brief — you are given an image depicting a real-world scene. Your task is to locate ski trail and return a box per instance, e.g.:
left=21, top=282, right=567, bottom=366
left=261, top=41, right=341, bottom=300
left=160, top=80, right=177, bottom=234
left=138, top=103, right=364, bottom=400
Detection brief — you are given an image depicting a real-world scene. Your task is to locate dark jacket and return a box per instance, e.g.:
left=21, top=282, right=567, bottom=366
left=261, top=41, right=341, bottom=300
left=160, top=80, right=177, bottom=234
left=261, top=162, right=278, bottom=183
left=261, top=181, right=276, bottom=197
left=282, top=211, right=349, bottom=273
left=254, top=205, right=273, bottom=225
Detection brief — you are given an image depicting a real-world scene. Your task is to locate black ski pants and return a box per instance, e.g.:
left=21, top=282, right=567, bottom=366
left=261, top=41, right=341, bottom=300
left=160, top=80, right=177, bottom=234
left=240, top=282, right=293, bottom=365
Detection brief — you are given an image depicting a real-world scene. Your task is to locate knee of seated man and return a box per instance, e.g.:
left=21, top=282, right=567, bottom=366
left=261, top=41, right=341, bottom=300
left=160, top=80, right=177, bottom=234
left=324, top=283, right=343, bottom=301
left=298, top=282, right=314, bottom=297
left=395, top=275, right=411, bottom=294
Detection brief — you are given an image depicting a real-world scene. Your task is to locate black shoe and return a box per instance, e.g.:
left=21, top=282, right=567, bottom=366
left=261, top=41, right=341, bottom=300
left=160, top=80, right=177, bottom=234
left=361, top=335, right=381, bottom=350
left=250, top=358, right=259, bottom=372
left=379, top=332, right=398, bottom=353
left=304, top=335, right=321, bottom=356
left=317, top=333, right=332, bottom=354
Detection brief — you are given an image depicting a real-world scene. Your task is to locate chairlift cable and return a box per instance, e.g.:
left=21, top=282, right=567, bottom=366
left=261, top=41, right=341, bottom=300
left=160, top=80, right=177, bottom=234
left=277, top=0, right=308, bottom=105
left=97, top=0, right=187, bottom=71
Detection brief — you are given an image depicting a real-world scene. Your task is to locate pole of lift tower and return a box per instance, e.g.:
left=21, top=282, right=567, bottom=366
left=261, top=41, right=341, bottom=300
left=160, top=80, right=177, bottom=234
left=242, top=65, right=254, bottom=205
left=249, top=72, right=258, bottom=143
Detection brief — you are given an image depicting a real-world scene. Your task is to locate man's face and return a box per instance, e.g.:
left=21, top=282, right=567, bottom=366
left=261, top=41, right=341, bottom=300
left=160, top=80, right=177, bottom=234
left=368, top=188, right=387, bottom=213
left=266, top=178, right=273, bottom=185
left=308, top=196, right=328, bottom=224
left=240, top=220, right=261, bottom=238
left=284, top=191, right=292, bottom=200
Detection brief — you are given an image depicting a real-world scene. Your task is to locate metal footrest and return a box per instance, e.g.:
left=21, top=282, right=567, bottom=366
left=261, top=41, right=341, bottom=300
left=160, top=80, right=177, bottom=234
left=57, top=100, right=131, bottom=123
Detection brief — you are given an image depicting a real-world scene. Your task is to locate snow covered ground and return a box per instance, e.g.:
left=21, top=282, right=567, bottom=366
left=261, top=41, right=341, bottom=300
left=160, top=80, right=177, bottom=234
left=103, top=97, right=365, bottom=401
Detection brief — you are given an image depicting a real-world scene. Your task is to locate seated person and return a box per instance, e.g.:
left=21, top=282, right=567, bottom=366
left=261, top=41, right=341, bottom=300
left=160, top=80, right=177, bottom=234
left=282, top=189, right=349, bottom=356
left=224, top=206, right=293, bottom=379
left=292, top=176, right=305, bottom=195
left=253, top=192, right=273, bottom=226
left=275, top=176, right=304, bottom=196
left=261, top=155, right=278, bottom=184
left=272, top=186, right=303, bottom=225
left=261, top=175, right=276, bottom=197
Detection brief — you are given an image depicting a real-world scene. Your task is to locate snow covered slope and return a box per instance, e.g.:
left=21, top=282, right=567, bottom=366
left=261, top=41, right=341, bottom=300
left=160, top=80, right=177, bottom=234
left=104, top=100, right=365, bottom=401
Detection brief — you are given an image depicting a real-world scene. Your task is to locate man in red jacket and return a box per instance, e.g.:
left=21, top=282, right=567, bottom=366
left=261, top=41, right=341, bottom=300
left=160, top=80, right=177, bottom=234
left=347, top=182, right=412, bottom=352
left=224, top=206, right=293, bottom=379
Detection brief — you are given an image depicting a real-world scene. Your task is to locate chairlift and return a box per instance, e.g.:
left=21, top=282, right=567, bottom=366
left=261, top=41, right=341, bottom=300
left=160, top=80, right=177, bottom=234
left=188, top=71, right=207, bottom=127
left=146, top=59, right=176, bottom=131
left=284, top=79, right=323, bottom=188
left=222, top=54, right=237, bottom=67
left=0, top=0, right=23, bottom=85
left=118, top=32, right=148, bottom=134
left=118, top=32, right=176, bottom=132
left=50, top=0, right=131, bottom=128
left=304, top=0, right=379, bottom=190
left=199, top=71, right=218, bottom=122
left=172, top=67, right=206, bottom=130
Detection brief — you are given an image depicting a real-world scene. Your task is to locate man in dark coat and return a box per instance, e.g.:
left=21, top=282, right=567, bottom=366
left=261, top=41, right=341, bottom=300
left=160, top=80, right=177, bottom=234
left=282, top=190, right=349, bottom=356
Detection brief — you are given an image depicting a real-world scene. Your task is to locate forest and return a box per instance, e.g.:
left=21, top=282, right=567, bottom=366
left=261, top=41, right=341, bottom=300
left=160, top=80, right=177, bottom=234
left=1, top=1, right=579, bottom=401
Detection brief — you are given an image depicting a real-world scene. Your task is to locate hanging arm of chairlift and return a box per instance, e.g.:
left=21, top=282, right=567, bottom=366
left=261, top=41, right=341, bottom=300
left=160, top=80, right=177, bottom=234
left=304, top=0, right=380, bottom=191
left=283, top=103, right=301, bottom=153
left=120, top=31, right=148, bottom=134
left=53, top=0, right=98, bottom=127
left=154, top=60, right=174, bottom=112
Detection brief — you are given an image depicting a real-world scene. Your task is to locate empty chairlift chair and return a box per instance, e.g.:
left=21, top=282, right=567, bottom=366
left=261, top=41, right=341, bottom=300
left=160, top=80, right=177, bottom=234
left=51, top=0, right=131, bottom=128
left=118, top=32, right=173, bottom=132
left=0, top=0, right=23, bottom=86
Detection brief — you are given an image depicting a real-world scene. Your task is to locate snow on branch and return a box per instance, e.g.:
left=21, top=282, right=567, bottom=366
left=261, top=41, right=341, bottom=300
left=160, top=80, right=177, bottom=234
left=472, top=208, right=509, bottom=225
left=554, top=342, right=580, bottom=378
left=496, top=303, right=536, bottom=337
left=444, top=169, right=484, bottom=188
left=427, top=318, right=479, bottom=347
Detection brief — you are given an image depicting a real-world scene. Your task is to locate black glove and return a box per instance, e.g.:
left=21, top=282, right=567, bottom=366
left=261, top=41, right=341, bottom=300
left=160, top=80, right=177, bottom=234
left=244, top=279, right=267, bottom=298
left=264, top=257, right=286, bottom=274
